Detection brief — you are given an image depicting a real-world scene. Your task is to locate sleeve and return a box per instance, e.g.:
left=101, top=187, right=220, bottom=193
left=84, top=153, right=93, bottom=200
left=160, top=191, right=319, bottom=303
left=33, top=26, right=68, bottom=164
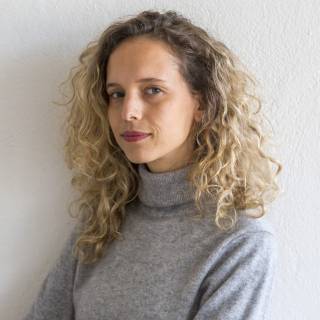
left=193, top=231, right=278, bottom=320
left=22, top=225, right=80, bottom=320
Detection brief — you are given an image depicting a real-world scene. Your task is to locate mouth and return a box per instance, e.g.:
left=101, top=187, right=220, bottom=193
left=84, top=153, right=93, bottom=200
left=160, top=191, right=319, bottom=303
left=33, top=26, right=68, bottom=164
left=121, top=131, right=152, bottom=137
left=122, top=134, right=151, bottom=142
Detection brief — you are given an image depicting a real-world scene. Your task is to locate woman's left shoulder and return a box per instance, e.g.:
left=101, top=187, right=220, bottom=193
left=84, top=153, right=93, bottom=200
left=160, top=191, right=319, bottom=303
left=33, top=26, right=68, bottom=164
left=221, top=212, right=279, bottom=260
left=234, top=211, right=277, bottom=238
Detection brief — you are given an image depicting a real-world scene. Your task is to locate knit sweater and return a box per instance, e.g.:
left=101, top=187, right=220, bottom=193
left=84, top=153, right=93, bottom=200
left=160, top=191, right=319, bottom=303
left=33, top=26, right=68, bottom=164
left=23, top=163, right=278, bottom=320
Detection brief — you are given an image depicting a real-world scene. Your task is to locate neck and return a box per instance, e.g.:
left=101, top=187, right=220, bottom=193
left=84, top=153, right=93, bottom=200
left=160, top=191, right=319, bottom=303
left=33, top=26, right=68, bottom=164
left=137, top=162, right=196, bottom=208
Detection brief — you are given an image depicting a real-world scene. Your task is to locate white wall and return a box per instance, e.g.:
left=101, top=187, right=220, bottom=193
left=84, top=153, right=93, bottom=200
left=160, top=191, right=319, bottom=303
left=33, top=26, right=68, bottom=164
left=1, top=1, right=319, bottom=319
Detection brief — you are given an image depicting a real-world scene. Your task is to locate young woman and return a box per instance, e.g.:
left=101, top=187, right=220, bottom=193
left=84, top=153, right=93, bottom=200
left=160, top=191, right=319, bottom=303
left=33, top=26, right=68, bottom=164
left=23, top=9, right=282, bottom=320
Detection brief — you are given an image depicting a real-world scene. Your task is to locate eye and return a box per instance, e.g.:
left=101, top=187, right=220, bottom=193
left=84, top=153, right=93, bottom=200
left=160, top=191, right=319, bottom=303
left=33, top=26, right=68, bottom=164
left=108, top=91, right=124, bottom=99
left=145, top=87, right=162, bottom=95
left=108, top=87, right=162, bottom=100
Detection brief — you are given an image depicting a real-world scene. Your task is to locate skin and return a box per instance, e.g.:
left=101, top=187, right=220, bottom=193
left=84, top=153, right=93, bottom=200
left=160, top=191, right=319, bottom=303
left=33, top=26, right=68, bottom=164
left=106, top=36, right=202, bottom=173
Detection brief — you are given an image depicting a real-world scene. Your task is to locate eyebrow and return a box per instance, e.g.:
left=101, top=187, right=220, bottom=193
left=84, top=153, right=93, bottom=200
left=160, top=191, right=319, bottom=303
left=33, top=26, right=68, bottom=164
left=106, top=77, right=166, bottom=89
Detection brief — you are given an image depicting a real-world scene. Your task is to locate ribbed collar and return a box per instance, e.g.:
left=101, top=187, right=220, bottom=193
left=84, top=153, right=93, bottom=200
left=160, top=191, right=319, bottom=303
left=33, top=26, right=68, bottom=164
left=137, top=163, right=196, bottom=208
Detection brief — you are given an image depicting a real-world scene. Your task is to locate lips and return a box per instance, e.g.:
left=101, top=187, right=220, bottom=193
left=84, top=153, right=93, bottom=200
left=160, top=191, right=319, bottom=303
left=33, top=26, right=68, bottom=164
left=122, top=131, right=151, bottom=137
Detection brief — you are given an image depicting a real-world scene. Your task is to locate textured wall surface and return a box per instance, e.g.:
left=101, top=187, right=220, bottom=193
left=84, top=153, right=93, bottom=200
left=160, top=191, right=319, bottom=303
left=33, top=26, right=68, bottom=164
left=1, top=1, right=319, bottom=319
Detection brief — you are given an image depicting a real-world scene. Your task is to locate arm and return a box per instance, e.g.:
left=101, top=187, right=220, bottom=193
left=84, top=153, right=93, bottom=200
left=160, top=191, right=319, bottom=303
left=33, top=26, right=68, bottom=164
left=22, top=226, right=79, bottom=320
left=193, top=231, right=278, bottom=320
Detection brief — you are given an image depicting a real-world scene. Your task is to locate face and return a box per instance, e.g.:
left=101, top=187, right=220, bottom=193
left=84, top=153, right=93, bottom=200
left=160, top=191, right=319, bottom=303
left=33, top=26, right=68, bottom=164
left=106, top=36, right=202, bottom=173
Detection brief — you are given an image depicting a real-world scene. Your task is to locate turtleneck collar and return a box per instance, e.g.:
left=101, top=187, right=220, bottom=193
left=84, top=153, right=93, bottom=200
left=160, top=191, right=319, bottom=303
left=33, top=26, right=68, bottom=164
left=137, top=163, right=196, bottom=208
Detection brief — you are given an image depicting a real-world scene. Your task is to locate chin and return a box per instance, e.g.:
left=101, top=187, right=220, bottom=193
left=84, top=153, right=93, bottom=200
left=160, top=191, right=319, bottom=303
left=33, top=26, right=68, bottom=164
left=124, top=153, right=153, bottom=165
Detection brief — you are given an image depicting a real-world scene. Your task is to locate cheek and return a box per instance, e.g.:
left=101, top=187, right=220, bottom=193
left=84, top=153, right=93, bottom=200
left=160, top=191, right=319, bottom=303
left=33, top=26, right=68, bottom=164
left=155, top=109, right=188, bottom=139
left=107, top=108, right=117, bottom=130
left=152, top=107, right=172, bottom=128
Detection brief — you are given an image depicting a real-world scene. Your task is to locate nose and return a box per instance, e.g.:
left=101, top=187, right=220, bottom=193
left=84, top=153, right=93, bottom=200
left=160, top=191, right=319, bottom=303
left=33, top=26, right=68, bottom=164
left=121, top=93, right=143, bottom=121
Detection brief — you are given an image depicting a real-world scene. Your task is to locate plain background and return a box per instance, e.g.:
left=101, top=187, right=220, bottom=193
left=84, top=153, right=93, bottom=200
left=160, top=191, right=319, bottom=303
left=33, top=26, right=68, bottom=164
left=1, top=1, right=319, bottom=319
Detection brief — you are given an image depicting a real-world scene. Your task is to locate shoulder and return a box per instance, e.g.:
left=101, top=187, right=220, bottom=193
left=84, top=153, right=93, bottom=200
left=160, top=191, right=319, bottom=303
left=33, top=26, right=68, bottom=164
left=213, top=213, right=278, bottom=268
left=210, top=208, right=277, bottom=241
left=235, top=210, right=276, bottom=235
left=195, top=208, right=278, bottom=263
left=233, top=213, right=277, bottom=254
left=198, top=205, right=277, bottom=240
left=55, top=223, right=83, bottom=265
left=190, top=208, right=278, bottom=269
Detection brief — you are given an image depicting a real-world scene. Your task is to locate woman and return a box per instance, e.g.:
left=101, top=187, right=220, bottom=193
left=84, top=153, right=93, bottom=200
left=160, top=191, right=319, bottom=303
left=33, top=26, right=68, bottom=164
left=23, top=9, right=282, bottom=320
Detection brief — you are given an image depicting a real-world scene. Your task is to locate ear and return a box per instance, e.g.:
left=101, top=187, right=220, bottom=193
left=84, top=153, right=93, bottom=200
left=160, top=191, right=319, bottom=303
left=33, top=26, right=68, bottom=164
left=193, top=93, right=203, bottom=123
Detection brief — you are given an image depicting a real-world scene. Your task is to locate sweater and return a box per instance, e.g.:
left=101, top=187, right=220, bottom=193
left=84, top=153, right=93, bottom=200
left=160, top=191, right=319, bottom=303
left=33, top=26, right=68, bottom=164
left=22, top=162, right=278, bottom=320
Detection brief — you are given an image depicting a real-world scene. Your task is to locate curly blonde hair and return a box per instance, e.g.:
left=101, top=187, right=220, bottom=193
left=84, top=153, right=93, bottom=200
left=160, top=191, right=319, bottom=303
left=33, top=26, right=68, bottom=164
left=54, top=9, right=283, bottom=265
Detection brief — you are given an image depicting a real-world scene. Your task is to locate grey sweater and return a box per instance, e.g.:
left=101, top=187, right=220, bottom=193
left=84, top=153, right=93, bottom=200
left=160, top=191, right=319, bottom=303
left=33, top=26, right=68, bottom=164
left=23, top=163, right=278, bottom=320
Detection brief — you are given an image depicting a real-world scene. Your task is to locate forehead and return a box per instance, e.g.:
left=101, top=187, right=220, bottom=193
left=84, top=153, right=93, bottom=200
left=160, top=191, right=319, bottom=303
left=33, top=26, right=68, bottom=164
left=106, top=37, right=181, bottom=81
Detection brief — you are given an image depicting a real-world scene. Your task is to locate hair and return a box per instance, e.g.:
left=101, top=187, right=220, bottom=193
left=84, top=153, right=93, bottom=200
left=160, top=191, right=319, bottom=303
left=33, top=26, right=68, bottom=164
left=54, top=9, right=283, bottom=265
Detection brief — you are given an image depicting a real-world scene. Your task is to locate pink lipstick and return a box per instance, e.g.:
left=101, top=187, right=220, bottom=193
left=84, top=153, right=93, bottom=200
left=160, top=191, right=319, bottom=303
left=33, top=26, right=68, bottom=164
left=123, top=135, right=150, bottom=142
left=121, top=131, right=151, bottom=142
